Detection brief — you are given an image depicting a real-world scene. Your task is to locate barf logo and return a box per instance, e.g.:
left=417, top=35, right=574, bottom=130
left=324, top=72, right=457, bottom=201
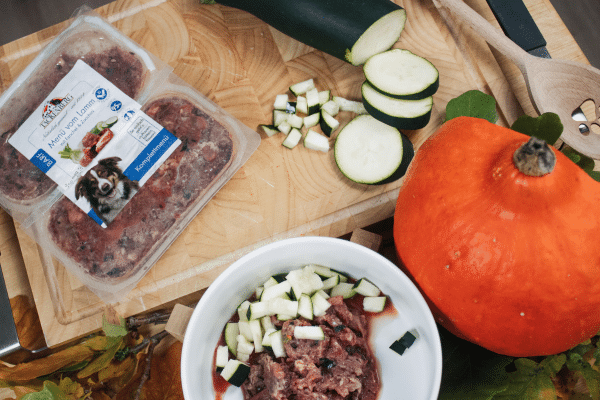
left=40, top=95, right=74, bottom=128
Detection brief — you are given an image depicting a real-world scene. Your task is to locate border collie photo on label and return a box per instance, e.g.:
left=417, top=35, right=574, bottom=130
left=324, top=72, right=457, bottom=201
left=75, top=157, right=139, bottom=224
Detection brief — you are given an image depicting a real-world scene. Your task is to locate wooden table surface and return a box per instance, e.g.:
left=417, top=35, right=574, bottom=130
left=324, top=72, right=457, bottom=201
left=0, top=0, right=590, bottom=350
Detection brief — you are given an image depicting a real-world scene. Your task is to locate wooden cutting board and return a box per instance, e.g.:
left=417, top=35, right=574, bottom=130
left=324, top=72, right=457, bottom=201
left=0, top=0, right=587, bottom=348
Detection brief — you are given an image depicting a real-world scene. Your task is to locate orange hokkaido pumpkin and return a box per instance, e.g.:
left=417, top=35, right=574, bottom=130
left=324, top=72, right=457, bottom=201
left=393, top=116, right=600, bottom=357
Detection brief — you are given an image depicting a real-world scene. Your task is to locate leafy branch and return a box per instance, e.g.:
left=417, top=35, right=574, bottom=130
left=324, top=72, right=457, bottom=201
left=0, top=307, right=179, bottom=400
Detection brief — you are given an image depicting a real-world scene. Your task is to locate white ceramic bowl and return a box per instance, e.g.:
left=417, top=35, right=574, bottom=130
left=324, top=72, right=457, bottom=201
left=181, top=236, right=443, bottom=400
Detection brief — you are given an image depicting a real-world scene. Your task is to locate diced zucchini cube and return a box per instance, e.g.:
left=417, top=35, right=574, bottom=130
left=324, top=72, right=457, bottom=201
left=294, top=325, right=325, bottom=340
left=353, top=278, right=381, bottom=297
left=330, top=282, right=356, bottom=299
left=311, top=292, right=331, bottom=317
left=269, top=330, right=287, bottom=358
left=297, top=293, right=314, bottom=320
left=273, top=94, right=289, bottom=110
left=220, top=359, right=251, bottom=387
left=363, top=296, right=387, bottom=312
left=237, top=301, right=251, bottom=322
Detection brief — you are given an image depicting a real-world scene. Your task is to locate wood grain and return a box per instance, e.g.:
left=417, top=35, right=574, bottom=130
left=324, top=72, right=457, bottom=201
left=0, top=0, right=589, bottom=348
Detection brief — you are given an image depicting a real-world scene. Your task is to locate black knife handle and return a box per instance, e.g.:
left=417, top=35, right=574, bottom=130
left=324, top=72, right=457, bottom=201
left=485, top=0, right=547, bottom=52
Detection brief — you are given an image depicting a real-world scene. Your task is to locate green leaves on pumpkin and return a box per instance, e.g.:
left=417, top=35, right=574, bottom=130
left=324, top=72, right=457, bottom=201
left=510, top=112, right=599, bottom=181
left=510, top=113, right=563, bottom=145
left=445, top=90, right=599, bottom=181
left=445, top=90, right=498, bottom=123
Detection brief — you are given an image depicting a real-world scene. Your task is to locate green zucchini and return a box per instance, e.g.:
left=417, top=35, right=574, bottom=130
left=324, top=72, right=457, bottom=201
left=220, top=359, right=251, bottom=386
left=259, top=124, right=279, bottom=137
left=363, top=49, right=439, bottom=100
left=282, top=128, right=303, bottom=149
left=320, top=110, right=340, bottom=137
left=334, top=114, right=414, bottom=185
left=215, top=345, right=229, bottom=372
left=304, top=130, right=330, bottom=152
left=363, top=296, right=387, bottom=312
left=361, top=81, right=433, bottom=130
left=202, top=0, right=406, bottom=66
left=353, top=278, right=381, bottom=296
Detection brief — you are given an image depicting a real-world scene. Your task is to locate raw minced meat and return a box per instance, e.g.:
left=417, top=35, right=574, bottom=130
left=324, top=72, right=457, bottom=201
left=47, top=96, right=234, bottom=280
left=0, top=46, right=145, bottom=202
left=241, top=296, right=380, bottom=400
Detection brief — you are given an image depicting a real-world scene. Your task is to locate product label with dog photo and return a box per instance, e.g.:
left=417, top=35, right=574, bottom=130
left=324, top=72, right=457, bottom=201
left=9, top=60, right=181, bottom=227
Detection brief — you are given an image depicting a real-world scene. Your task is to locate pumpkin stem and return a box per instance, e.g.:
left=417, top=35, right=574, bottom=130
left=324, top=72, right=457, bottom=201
left=512, top=137, right=556, bottom=177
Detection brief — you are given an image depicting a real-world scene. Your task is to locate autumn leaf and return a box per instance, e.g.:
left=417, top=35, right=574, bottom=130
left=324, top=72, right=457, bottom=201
left=103, top=307, right=128, bottom=338
left=140, top=342, right=183, bottom=400
left=20, top=381, right=66, bottom=400
left=10, top=296, right=45, bottom=351
left=0, top=336, right=115, bottom=382
left=76, top=337, right=123, bottom=379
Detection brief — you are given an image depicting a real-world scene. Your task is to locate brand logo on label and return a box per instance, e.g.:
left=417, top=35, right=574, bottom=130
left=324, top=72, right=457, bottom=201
left=40, top=95, right=74, bottom=128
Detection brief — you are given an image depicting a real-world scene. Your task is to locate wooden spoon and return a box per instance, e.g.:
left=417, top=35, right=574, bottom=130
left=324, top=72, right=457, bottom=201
left=434, top=0, right=600, bottom=159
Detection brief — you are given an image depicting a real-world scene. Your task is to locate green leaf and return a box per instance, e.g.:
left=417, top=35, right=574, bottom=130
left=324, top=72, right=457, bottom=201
left=561, top=147, right=596, bottom=172
left=445, top=90, right=498, bottom=123
left=589, top=171, right=600, bottom=182
left=510, top=112, right=563, bottom=145
left=566, top=352, right=600, bottom=399
left=102, top=314, right=128, bottom=338
left=438, top=327, right=511, bottom=400
left=495, top=355, right=566, bottom=400
left=21, top=381, right=67, bottom=400
left=76, top=336, right=123, bottom=379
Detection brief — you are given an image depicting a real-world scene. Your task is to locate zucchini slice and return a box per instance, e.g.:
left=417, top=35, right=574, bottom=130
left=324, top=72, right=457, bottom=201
left=363, top=49, right=439, bottom=100
left=209, top=0, right=406, bottom=66
left=334, top=114, right=414, bottom=185
left=361, top=81, right=433, bottom=130
left=220, top=359, right=251, bottom=387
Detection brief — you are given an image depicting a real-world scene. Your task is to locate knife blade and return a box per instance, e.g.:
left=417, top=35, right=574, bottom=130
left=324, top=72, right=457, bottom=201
left=485, top=0, right=588, bottom=128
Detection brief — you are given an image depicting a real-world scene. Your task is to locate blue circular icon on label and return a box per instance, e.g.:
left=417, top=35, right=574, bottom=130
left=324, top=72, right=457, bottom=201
left=95, top=88, right=108, bottom=100
left=123, top=110, right=136, bottom=121
left=110, top=101, right=122, bottom=112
